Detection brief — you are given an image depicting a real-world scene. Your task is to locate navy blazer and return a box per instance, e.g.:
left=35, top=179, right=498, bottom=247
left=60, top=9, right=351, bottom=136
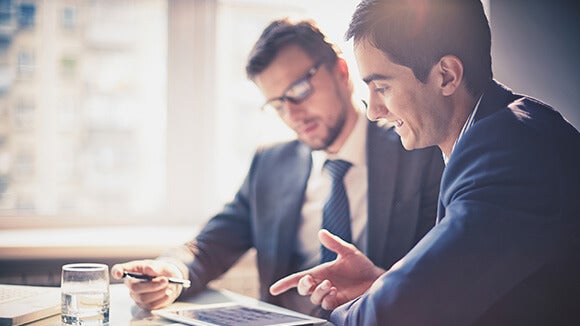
left=330, top=81, right=580, bottom=325
left=163, top=120, right=444, bottom=315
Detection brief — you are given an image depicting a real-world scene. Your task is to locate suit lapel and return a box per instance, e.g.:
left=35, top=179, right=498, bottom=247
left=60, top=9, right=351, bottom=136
left=437, top=198, right=445, bottom=223
left=366, top=122, right=399, bottom=264
left=439, top=80, right=517, bottom=221
left=268, top=142, right=312, bottom=284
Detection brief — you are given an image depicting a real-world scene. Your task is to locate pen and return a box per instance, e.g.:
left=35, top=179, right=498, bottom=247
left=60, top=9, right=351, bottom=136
left=122, top=271, right=191, bottom=288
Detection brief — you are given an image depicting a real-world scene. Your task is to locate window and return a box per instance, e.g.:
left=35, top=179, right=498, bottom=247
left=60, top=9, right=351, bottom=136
left=13, top=150, right=34, bottom=179
left=13, top=98, right=35, bottom=130
left=18, top=2, right=35, bottom=29
left=0, top=0, right=361, bottom=229
left=0, top=134, right=7, bottom=207
left=61, top=6, right=76, bottom=30
left=1, top=0, right=166, bottom=226
left=0, top=0, right=12, bottom=30
left=17, top=49, right=34, bottom=77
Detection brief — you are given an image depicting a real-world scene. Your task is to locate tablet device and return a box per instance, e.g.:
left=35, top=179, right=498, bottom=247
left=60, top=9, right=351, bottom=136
left=153, top=301, right=327, bottom=326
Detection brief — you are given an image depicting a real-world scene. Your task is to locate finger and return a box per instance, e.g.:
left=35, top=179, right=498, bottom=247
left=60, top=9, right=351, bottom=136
left=148, top=284, right=180, bottom=310
left=269, top=271, right=307, bottom=296
left=319, top=229, right=357, bottom=257
left=111, top=260, right=156, bottom=279
left=141, top=262, right=170, bottom=277
left=126, top=276, right=168, bottom=295
left=129, top=280, right=174, bottom=309
left=321, top=288, right=339, bottom=310
left=131, top=284, right=171, bottom=309
left=110, top=264, right=125, bottom=279
left=309, top=279, right=332, bottom=305
left=296, top=275, right=317, bottom=296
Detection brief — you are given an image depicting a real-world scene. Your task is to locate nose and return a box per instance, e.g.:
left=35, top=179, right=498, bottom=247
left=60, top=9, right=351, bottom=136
left=365, top=93, right=388, bottom=121
left=283, top=101, right=307, bottom=121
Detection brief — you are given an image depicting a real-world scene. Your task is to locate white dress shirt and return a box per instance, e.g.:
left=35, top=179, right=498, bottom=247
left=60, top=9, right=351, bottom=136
left=296, top=113, right=368, bottom=269
left=444, top=94, right=484, bottom=164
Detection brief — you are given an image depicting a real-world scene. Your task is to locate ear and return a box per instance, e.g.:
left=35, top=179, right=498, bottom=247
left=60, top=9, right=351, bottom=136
left=334, top=57, right=350, bottom=82
left=437, top=55, right=463, bottom=96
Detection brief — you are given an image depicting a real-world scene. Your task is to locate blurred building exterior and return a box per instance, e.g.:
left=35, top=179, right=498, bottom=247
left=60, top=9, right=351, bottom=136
left=0, top=0, right=166, bottom=220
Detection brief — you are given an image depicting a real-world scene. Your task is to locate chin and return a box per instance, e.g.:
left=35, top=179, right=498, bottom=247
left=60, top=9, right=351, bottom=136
left=301, top=135, right=331, bottom=151
left=400, top=140, right=415, bottom=151
left=310, top=143, right=328, bottom=151
left=301, top=139, right=324, bottom=151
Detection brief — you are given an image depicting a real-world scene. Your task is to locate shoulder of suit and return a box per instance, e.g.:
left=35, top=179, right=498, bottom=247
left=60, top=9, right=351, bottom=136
left=255, top=139, right=309, bottom=158
left=475, top=94, right=577, bottom=145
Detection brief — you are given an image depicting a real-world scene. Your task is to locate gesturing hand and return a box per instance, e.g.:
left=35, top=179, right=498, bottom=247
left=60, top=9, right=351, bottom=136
left=270, top=229, right=385, bottom=310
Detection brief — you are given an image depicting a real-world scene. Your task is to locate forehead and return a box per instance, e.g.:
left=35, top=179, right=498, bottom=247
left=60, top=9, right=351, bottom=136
left=254, top=44, right=315, bottom=95
left=353, top=40, right=411, bottom=83
left=272, top=44, right=313, bottom=69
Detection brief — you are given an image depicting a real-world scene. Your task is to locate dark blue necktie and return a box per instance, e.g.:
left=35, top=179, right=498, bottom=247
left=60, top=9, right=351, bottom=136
left=321, top=159, right=352, bottom=263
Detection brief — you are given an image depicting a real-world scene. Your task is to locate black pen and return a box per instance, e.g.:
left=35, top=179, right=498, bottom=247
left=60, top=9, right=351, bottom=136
left=122, top=271, right=191, bottom=288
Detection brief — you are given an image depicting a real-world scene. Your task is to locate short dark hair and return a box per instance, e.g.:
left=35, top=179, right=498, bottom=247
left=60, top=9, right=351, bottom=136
left=246, top=18, right=341, bottom=80
left=346, top=0, right=492, bottom=96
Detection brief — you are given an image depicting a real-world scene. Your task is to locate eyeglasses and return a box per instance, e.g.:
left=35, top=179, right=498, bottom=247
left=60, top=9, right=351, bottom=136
left=261, top=61, right=323, bottom=114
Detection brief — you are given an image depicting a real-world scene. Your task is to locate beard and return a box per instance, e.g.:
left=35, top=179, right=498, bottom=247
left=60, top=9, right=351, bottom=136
left=298, top=77, right=352, bottom=151
left=300, top=103, right=348, bottom=151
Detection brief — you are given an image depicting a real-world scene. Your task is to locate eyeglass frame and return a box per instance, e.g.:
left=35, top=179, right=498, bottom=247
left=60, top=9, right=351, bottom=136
left=260, top=61, right=324, bottom=114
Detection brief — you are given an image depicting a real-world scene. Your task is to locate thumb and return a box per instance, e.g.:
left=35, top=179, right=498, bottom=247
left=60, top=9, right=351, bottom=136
left=319, top=229, right=357, bottom=257
left=110, top=263, right=127, bottom=280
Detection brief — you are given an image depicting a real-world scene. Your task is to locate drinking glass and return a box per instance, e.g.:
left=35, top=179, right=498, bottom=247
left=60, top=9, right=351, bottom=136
left=61, top=263, right=110, bottom=325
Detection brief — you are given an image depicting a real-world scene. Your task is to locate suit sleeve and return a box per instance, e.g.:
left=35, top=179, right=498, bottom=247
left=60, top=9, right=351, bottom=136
left=331, top=109, right=580, bottom=325
left=158, top=151, right=260, bottom=294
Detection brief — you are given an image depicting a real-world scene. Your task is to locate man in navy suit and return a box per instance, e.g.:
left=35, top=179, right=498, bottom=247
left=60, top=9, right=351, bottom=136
left=270, top=0, right=580, bottom=324
left=111, top=18, right=444, bottom=317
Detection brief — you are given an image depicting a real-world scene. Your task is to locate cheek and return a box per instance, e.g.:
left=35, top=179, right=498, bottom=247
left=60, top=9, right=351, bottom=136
left=280, top=117, right=295, bottom=130
left=382, top=90, right=405, bottom=115
left=310, top=88, right=341, bottom=116
left=366, top=98, right=388, bottom=121
left=393, top=88, right=423, bottom=118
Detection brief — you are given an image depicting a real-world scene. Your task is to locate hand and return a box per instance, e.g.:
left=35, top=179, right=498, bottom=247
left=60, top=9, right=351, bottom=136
left=270, top=229, right=385, bottom=310
left=111, top=259, right=185, bottom=310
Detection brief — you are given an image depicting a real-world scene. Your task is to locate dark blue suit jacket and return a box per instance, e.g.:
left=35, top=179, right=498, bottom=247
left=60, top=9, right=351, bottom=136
left=162, top=120, right=444, bottom=315
left=331, top=81, right=580, bottom=325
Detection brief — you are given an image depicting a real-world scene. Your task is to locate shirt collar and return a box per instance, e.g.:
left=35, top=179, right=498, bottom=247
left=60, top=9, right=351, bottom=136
left=312, top=112, right=367, bottom=172
left=443, top=93, right=484, bottom=164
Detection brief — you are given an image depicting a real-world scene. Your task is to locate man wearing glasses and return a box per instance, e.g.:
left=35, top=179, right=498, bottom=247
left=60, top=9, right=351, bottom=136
left=112, top=18, right=444, bottom=317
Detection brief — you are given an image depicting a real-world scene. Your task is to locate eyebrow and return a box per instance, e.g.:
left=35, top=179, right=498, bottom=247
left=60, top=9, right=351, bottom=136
left=362, top=73, right=393, bottom=84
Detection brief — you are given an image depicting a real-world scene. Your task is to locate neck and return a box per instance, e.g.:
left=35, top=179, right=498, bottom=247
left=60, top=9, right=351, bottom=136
left=325, top=106, right=359, bottom=154
left=439, top=91, right=479, bottom=158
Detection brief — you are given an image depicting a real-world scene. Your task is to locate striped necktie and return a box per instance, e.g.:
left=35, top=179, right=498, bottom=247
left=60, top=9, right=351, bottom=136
left=321, top=159, right=352, bottom=263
